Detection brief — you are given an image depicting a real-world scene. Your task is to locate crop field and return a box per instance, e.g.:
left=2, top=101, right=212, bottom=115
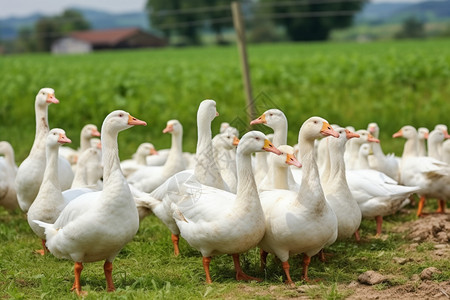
left=0, top=39, right=450, bottom=299
left=1, top=39, right=450, bottom=162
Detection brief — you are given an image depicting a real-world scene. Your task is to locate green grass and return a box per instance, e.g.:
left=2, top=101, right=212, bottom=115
left=0, top=202, right=448, bottom=299
left=1, top=39, right=450, bottom=163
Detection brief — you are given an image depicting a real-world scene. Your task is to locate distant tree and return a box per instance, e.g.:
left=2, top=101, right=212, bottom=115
left=395, top=17, right=425, bottom=39
left=259, top=0, right=367, bottom=41
left=146, top=0, right=234, bottom=45
left=15, top=27, right=36, bottom=52
left=34, top=9, right=91, bottom=52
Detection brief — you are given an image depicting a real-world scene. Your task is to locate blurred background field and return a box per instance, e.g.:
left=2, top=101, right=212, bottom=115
left=1, top=38, right=450, bottom=162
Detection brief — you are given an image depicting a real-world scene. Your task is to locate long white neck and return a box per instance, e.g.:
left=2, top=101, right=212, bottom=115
left=357, top=151, right=371, bottom=170
left=163, top=131, right=185, bottom=176
left=2, top=145, right=17, bottom=175
left=80, top=134, right=92, bottom=152
left=297, top=135, right=326, bottom=212
left=31, top=102, right=50, bottom=153
left=326, top=140, right=350, bottom=195
left=402, top=136, right=418, bottom=159
left=135, top=151, right=148, bottom=165
left=272, top=121, right=287, bottom=147
left=417, top=138, right=427, bottom=156
left=320, top=138, right=331, bottom=186
left=427, top=138, right=442, bottom=160
left=101, top=130, right=121, bottom=185
left=269, top=158, right=289, bottom=190
left=41, top=143, right=61, bottom=193
left=194, top=116, right=225, bottom=189
left=235, top=150, right=261, bottom=211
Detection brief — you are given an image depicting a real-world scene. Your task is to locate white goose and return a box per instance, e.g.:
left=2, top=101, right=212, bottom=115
left=129, top=120, right=186, bottom=193
left=348, top=143, right=419, bottom=235
left=427, top=129, right=449, bottom=161
left=322, top=127, right=362, bottom=241
left=258, top=145, right=301, bottom=192
left=250, top=109, right=298, bottom=189
left=393, top=125, right=450, bottom=216
left=212, top=127, right=240, bottom=193
left=70, top=147, right=103, bottom=190
left=60, top=124, right=101, bottom=166
left=120, top=143, right=158, bottom=178
left=258, top=117, right=339, bottom=285
left=434, top=124, right=449, bottom=158
left=15, top=88, right=74, bottom=212
left=417, top=127, right=429, bottom=157
left=170, top=131, right=281, bottom=283
left=443, top=139, right=450, bottom=164
left=367, top=122, right=399, bottom=181
left=194, top=100, right=228, bottom=190
left=27, top=128, right=72, bottom=255
left=134, top=100, right=228, bottom=254
left=0, top=141, right=18, bottom=210
left=344, top=129, right=379, bottom=170
left=33, top=110, right=146, bottom=296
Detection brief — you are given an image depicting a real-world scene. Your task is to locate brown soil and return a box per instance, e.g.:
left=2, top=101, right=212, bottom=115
left=226, top=213, right=450, bottom=299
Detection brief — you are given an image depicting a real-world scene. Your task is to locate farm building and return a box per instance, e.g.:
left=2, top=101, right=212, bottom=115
left=52, top=27, right=167, bottom=54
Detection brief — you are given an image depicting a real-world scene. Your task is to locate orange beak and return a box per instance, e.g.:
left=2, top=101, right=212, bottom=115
left=444, top=130, right=450, bottom=139
left=91, top=129, right=101, bottom=137
left=150, top=148, right=158, bottom=155
left=232, top=136, right=240, bottom=146
left=58, top=133, right=71, bottom=144
left=46, top=94, right=59, bottom=104
left=263, top=139, right=282, bottom=155
left=368, top=133, right=380, bottom=143
left=163, top=124, right=173, bottom=133
left=345, top=129, right=360, bottom=140
left=392, top=129, right=403, bottom=138
left=320, top=122, right=339, bottom=138
left=128, top=114, right=147, bottom=126
left=250, top=114, right=266, bottom=125
left=286, top=153, right=302, bottom=168
left=424, top=132, right=429, bottom=139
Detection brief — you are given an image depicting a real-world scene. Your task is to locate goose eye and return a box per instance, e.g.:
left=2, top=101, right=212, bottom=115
left=255, top=137, right=260, bottom=141
left=119, top=113, right=123, bottom=117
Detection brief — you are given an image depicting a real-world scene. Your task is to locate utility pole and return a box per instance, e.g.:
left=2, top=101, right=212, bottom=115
left=231, top=1, right=255, bottom=123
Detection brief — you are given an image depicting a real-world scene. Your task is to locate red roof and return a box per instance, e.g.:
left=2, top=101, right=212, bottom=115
left=70, top=28, right=142, bottom=46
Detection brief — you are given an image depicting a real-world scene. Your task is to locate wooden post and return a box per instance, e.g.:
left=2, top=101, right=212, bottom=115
left=231, top=1, right=255, bottom=122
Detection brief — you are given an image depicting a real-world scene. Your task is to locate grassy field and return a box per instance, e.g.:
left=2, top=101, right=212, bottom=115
left=1, top=39, right=450, bottom=163
left=1, top=202, right=448, bottom=299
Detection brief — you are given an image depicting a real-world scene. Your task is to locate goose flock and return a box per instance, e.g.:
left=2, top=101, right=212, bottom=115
left=1, top=87, right=449, bottom=295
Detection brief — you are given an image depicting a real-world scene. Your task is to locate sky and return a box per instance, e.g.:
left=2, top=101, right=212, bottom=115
left=0, top=0, right=427, bottom=19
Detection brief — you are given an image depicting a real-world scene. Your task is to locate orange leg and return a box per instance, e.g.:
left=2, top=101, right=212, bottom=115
left=375, top=215, right=383, bottom=237
left=354, top=229, right=361, bottom=242
left=35, top=239, right=47, bottom=255
left=436, top=199, right=446, bottom=214
left=417, top=195, right=426, bottom=217
left=171, top=233, right=180, bottom=256
left=260, top=249, right=268, bottom=271
left=301, top=254, right=312, bottom=282
left=71, top=262, right=84, bottom=296
left=232, top=254, right=262, bottom=282
left=282, top=261, right=295, bottom=287
left=104, top=261, right=115, bottom=292
left=202, top=256, right=212, bottom=284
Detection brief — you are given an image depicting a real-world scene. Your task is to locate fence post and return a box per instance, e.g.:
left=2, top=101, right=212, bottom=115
left=231, top=1, right=255, bottom=123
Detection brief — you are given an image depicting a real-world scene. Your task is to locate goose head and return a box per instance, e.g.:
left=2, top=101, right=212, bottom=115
left=250, top=108, right=286, bottom=129
left=392, top=125, right=417, bottom=140
left=434, top=124, right=450, bottom=139
left=47, top=128, right=71, bottom=148
left=137, top=143, right=157, bottom=156
left=237, top=131, right=281, bottom=156
left=274, top=145, right=302, bottom=168
left=81, top=124, right=101, bottom=139
left=330, top=127, right=360, bottom=147
left=0, top=141, right=14, bottom=157
left=36, top=88, right=59, bottom=108
left=356, top=129, right=380, bottom=144
left=417, top=127, right=429, bottom=140
left=428, top=129, right=446, bottom=144
left=216, top=127, right=240, bottom=150
left=367, top=122, right=379, bottom=138
left=197, top=100, right=219, bottom=124
left=299, top=117, right=339, bottom=141
left=359, top=143, right=372, bottom=158
left=163, top=119, right=183, bottom=136
left=101, top=110, right=147, bottom=135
